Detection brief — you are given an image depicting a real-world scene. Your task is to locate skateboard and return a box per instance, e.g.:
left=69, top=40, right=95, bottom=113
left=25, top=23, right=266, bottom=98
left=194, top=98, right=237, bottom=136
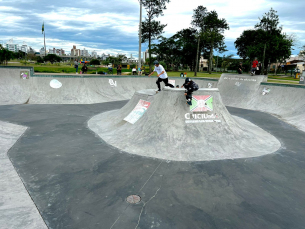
left=186, top=99, right=192, bottom=105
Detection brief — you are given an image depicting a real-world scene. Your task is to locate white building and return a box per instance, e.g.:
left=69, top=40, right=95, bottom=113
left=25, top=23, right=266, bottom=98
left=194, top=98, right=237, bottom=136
left=20, top=44, right=28, bottom=53
left=40, top=47, right=47, bottom=55
left=92, top=50, right=97, bottom=58
left=49, top=48, right=55, bottom=54
left=101, top=53, right=110, bottom=61
left=5, top=39, right=19, bottom=52
left=80, top=48, right=89, bottom=57
left=143, top=49, right=149, bottom=61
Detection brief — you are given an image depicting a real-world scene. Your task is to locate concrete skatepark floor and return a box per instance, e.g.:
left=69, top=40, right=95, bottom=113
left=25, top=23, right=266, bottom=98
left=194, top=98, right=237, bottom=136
left=1, top=102, right=305, bottom=229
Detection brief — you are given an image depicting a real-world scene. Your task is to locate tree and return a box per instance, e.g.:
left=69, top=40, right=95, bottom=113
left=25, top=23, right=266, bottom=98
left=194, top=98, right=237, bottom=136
left=202, top=10, right=229, bottom=74
left=90, top=59, right=100, bottom=66
left=0, top=45, right=14, bottom=65
left=235, top=8, right=293, bottom=74
left=36, top=56, right=44, bottom=64
left=151, top=36, right=181, bottom=71
left=299, top=45, right=305, bottom=60
left=141, top=0, right=170, bottom=72
left=191, top=6, right=208, bottom=76
left=14, top=50, right=26, bottom=59
left=43, top=54, right=62, bottom=64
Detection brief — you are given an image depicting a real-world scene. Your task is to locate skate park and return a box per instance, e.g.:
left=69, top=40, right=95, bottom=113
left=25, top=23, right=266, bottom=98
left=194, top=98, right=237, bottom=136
left=1, top=66, right=305, bottom=229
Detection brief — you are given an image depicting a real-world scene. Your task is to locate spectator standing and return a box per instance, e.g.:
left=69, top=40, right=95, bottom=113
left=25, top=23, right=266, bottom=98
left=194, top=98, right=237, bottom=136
left=132, top=67, right=137, bottom=75
left=74, top=59, right=79, bottom=74
left=117, top=65, right=122, bottom=75
left=237, top=62, right=243, bottom=74
left=251, top=58, right=259, bottom=76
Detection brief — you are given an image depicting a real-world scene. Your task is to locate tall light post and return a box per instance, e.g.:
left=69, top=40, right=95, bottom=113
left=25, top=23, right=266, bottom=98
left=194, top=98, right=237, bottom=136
left=138, top=0, right=142, bottom=75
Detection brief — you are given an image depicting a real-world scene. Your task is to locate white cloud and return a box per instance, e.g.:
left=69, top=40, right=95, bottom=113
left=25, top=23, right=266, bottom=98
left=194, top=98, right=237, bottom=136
left=0, top=0, right=304, bottom=57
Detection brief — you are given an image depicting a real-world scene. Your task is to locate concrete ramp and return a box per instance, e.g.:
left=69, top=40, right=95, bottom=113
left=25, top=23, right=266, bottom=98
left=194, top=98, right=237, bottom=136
left=88, top=88, right=280, bottom=161
left=251, top=84, right=305, bottom=131
left=0, top=67, right=218, bottom=104
left=217, top=73, right=305, bottom=132
left=217, top=73, right=268, bottom=107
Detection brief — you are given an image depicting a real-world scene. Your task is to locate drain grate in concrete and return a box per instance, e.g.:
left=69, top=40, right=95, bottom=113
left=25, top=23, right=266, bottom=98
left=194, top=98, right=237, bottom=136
left=126, top=195, right=141, bottom=204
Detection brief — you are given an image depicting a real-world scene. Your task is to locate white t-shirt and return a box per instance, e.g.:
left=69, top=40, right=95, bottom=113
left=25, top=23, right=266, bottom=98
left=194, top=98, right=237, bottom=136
left=154, top=65, right=167, bottom=79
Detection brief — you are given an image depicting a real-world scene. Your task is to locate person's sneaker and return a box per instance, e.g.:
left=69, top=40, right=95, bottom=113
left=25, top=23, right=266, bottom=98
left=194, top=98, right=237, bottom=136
left=76, top=72, right=78, bottom=74
left=250, top=72, right=253, bottom=76
left=156, top=89, right=161, bottom=93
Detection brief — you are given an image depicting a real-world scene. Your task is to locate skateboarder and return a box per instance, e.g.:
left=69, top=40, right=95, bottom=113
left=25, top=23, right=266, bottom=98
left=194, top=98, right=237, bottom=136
left=181, top=77, right=199, bottom=105
left=148, top=60, right=174, bottom=92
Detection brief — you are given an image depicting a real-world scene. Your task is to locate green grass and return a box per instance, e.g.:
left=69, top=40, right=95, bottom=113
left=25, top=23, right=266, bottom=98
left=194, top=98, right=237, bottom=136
left=3, top=61, right=301, bottom=85
left=267, top=79, right=299, bottom=84
left=267, top=75, right=299, bottom=81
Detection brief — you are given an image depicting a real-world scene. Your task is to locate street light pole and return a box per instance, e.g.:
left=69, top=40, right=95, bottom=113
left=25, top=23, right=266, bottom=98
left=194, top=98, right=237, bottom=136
left=138, top=0, right=142, bottom=75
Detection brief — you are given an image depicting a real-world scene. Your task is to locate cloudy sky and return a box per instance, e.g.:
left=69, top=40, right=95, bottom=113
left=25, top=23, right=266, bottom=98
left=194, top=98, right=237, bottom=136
left=0, top=0, right=304, bottom=58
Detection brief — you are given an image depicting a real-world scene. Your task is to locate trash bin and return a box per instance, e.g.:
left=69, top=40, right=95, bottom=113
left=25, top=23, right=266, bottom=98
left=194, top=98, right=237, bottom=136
left=180, top=72, right=184, bottom=77
left=300, top=71, right=305, bottom=84
left=294, top=68, right=300, bottom=79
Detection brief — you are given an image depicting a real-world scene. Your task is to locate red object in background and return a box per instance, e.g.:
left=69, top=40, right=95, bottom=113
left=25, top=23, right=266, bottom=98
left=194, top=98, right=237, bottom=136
left=252, top=60, right=258, bottom=68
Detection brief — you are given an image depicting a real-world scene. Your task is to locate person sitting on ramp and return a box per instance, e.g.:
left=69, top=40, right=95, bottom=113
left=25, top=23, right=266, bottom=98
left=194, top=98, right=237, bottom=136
left=181, top=77, right=199, bottom=105
left=148, top=60, right=174, bottom=92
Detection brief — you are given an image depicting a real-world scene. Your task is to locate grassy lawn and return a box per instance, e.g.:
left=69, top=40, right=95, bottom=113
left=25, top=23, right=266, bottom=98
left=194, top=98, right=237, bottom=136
left=267, top=75, right=299, bottom=81
left=3, top=61, right=302, bottom=85
left=267, top=79, right=299, bottom=84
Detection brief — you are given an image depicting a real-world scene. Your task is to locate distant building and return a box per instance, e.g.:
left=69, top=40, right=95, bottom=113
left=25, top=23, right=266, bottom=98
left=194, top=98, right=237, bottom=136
left=49, top=48, right=56, bottom=54
left=71, top=45, right=80, bottom=56
left=199, top=56, right=208, bottom=69
left=28, top=47, right=35, bottom=54
left=143, top=49, right=149, bottom=61
left=48, top=48, right=65, bottom=55
left=92, top=50, right=97, bottom=58
left=56, top=49, right=65, bottom=55
left=20, top=44, right=28, bottom=53
left=80, top=48, right=89, bottom=57
left=5, top=39, right=19, bottom=52
left=101, top=53, right=110, bottom=61
left=40, top=47, right=47, bottom=55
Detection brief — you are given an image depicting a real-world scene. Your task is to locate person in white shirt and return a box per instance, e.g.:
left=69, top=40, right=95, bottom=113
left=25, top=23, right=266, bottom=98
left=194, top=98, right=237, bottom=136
left=132, top=67, right=137, bottom=75
left=148, top=60, right=174, bottom=91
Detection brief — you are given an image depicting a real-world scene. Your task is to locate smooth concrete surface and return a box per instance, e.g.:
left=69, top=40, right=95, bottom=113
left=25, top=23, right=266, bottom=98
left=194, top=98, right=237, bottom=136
left=218, top=73, right=305, bottom=132
left=0, top=121, right=47, bottom=229
left=0, top=103, right=305, bottom=229
left=88, top=88, right=281, bottom=161
left=0, top=67, right=217, bottom=105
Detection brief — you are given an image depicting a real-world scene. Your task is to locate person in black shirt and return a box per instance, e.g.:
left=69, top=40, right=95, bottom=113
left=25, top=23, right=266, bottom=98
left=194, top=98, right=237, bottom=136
left=81, top=63, right=88, bottom=74
left=237, top=62, right=243, bottom=74
left=181, top=77, right=199, bottom=105
left=255, top=62, right=262, bottom=75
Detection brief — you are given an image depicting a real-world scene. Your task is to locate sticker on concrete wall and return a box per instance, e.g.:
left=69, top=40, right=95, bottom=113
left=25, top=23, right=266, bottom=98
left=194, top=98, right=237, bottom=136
left=124, top=99, right=151, bottom=124
left=223, top=76, right=257, bottom=82
left=50, top=79, right=62, bottom=89
left=168, top=80, right=175, bottom=86
left=207, top=83, right=213, bottom=88
left=185, top=113, right=221, bottom=123
left=109, top=79, right=117, bottom=87
left=190, top=95, right=213, bottom=112
left=20, top=71, right=29, bottom=79
left=262, top=87, right=270, bottom=95
left=300, top=76, right=304, bottom=82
